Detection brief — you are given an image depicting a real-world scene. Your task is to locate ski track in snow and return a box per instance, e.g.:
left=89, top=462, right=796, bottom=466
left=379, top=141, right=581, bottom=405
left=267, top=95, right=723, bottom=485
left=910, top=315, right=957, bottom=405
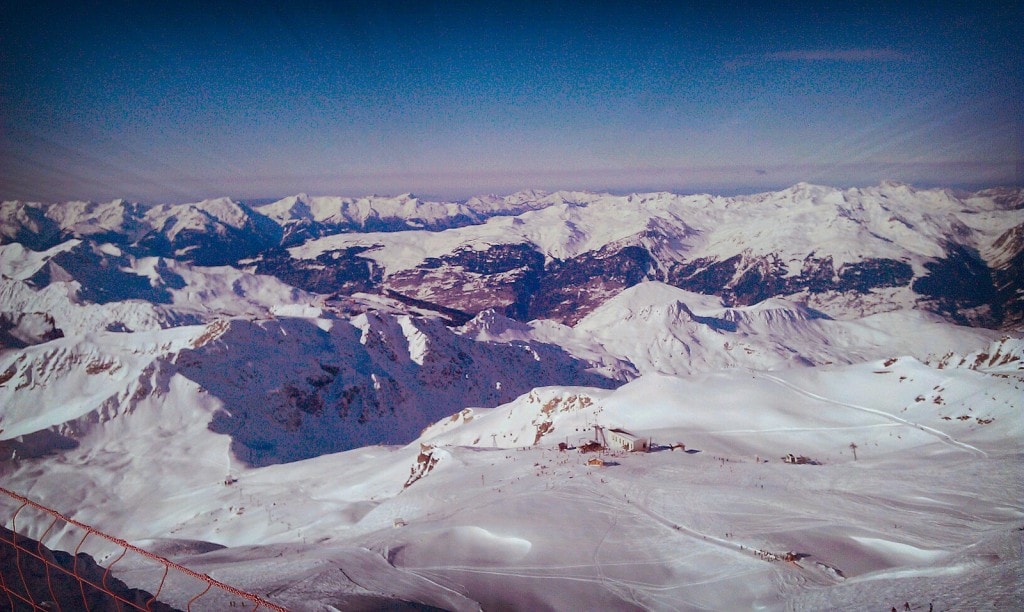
left=396, top=469, right=783, bottom=607
left=582, top=470, right=842, bottom=592
left=757, top=372, right=988, bottom=458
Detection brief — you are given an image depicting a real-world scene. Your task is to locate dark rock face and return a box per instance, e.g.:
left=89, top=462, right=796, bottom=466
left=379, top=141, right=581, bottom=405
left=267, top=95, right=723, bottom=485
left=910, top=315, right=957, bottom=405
left=836, top=259, right=914, bottom=293
left=277, top=216, right=325, bottom=248
left=989, top=223, right=1024, bottom=327
left=384, top=242, right=659, bottom=325
left=386, top=243, right=546, bottom=321
left=380, top=243, right=663, bottom=325
left=445, top=243, right=545, bottom=276
left=726, top=255, right=790, bottom=306
left=667, top=255, right=742, bottom=297
left=912, top=244, right=1001, bottom=326
left=798, top=256, right=837, bottom=292
left=528, top=245, right=654, bottom=324
left=255, top=246, right=383, bottom=295
left=384, top=243, right=659, bottom=325
left=350, top=236, right=1018, bottom=327
left=384, top=291, right=476, bottom=326
left=668, top=252, right=915, bottom=306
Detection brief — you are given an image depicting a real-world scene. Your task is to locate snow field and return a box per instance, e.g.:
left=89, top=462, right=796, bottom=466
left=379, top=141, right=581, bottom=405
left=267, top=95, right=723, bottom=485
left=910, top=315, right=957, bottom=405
left=2, top=352, right=1021, bottom=609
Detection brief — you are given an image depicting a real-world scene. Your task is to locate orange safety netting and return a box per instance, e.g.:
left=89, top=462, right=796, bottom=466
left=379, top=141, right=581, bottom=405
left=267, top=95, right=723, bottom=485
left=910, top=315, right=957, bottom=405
left=0, top=486, right=287, bottom=611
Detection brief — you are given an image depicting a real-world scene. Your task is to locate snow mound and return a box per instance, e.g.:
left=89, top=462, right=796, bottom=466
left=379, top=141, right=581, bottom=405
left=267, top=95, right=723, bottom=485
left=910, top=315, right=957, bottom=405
left=390, top=526, right=532, bottom=566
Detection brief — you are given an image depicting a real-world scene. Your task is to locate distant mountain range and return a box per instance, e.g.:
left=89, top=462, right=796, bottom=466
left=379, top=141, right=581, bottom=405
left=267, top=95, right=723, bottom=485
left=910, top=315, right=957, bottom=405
left=3, top=182, right=1022, bottom=329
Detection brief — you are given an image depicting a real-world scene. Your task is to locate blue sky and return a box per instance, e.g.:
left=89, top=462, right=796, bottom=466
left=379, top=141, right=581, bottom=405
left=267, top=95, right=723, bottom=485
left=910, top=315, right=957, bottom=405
left=1, top=1, right=1020, bottom=202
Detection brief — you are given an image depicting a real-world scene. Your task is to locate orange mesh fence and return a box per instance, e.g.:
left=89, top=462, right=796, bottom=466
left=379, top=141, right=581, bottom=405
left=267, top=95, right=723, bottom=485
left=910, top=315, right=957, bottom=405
left=0, top=486, right=287, bottom=611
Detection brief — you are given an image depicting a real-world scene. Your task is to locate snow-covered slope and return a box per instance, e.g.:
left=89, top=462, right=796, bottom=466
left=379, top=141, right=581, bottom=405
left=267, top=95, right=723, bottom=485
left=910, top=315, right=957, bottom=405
left=2, top=354, right=1020, bottom=610
left=421, top=357, right=1021, bottom=456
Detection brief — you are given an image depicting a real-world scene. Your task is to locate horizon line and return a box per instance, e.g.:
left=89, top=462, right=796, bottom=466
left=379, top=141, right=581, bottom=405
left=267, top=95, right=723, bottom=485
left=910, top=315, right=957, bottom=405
left=5, top=179, right=1022, bottom=207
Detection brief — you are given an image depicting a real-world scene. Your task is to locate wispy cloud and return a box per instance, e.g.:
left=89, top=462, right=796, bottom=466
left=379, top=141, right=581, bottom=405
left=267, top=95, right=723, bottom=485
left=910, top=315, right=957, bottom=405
left=725, top=48, right=910, bottom=69
left=766, top=48, right=910, bottom=62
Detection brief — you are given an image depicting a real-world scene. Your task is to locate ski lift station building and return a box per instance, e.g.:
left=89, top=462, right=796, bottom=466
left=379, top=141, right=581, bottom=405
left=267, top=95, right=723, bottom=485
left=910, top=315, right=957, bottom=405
left=606, top=428, right=649, bottom=452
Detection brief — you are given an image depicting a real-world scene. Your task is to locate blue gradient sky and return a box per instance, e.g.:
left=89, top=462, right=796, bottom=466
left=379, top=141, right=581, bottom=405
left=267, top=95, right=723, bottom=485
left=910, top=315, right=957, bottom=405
left=1, top=1, right=1020, bottom=202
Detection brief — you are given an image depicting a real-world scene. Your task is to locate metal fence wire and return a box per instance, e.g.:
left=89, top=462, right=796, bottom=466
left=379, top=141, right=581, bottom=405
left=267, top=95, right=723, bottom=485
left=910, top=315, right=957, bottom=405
left=0, top=487, right=287, bottom=612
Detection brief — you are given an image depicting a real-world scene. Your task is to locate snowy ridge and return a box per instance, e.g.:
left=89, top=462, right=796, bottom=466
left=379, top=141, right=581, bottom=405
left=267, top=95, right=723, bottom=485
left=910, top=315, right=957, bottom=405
left=461, top=282, right=1002, bottom=377
left=928, top=335, right=1024, bottom=373
left=418, top=359, right=1019, bottom=457
left=0, top=326, right=200, bottom=442
left=287, top=182, right=1018, bottom=272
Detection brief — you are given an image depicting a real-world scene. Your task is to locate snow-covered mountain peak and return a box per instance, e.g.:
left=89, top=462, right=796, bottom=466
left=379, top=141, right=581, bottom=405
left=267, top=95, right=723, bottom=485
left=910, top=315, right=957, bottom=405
left=144, top=196, right=254, bottom=233
left=0, top=239, right=81, bottom=281
left=967, top=186, right=1024, bottom=211
left=0, top=200, right=63, bottom=249
left=257, top=193, right=313, bottom=218
left=575, top=281, right=731, bottom=327
left=776, top=181, right=842, bottom=202
left=458, top=308, right=535, bottom=340
left=496, top=188, right=551, bottom=203
left=4, top=183, right=1022, bottom=329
